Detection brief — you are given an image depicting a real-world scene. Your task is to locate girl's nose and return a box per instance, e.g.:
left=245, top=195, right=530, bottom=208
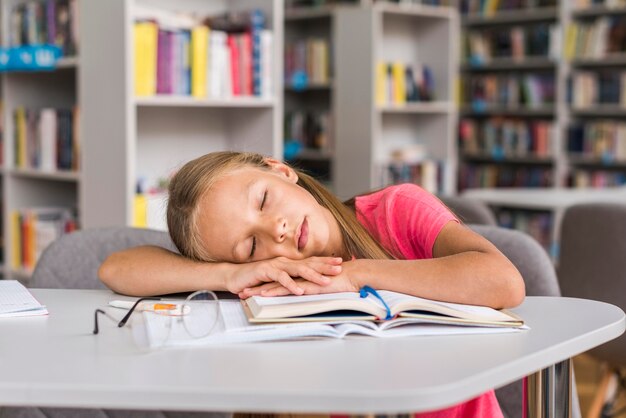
left=273, top=217, right=287, bottom=242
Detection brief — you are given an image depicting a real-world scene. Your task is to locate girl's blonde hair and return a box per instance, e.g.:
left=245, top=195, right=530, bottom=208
left=167, top=151, right=394, bottom=262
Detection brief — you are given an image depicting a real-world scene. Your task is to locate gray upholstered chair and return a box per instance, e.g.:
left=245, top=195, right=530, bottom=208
left=0, top=228, right=228, bottom=418
left=439, top=195, right=497, bottom=226
left=471, top=225, right=580, bottom=418
left=558, top=203, right=626, bottom=418
left=3, top=225, right=578, bottom=418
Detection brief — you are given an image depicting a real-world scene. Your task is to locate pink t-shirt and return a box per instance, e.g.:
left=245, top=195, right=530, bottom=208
left=354, top=183, right=504, bottom=418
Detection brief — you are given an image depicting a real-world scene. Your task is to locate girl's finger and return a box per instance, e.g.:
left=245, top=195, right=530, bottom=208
left=294, top=265, right=331, bottom=285
left=271, top=270, right=304, bottom=295
left=261, top=285, right=292, bottom=297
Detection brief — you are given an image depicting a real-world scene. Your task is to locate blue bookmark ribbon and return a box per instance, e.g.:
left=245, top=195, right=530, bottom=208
left=359, top=285, right=393, bottom=320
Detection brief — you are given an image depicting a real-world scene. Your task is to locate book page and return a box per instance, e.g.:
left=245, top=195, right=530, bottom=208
left=0, top=280, right=48, bottom=317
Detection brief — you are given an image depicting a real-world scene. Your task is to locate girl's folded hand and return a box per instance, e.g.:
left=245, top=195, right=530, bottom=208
left=224, top=256, right=343, bottom=296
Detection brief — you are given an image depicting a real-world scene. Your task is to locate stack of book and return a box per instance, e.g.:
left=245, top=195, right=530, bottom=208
left=375, top=61, right=435, bottom=106
left=462, top=73, right=555, bottom=110
left=569, top=169, right=626, bottom=188
left=134, top=8, right=273, bottom=98
left=460, top=118, right=554, bottom=159
left=464, top=23, right=560, bottom=64
left=285, top=38, right=330, bottom=87
left=13, top=107, right=79, bottom=172
left=9, top=0, right=78, bottom=56
left=11, top=207, right=78, bottom=272
left=378, top=146, right=444, bottom=194
left=574, top=0, right=626, bottom=10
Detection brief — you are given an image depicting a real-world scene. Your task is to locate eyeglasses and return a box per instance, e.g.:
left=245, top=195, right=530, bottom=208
left=93, top=290, right=222, bottom=349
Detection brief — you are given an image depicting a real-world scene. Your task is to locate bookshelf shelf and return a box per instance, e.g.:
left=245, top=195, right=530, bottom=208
left=462, top=154, right=555, bottom=165
left=462, top=7, right=558, bottom=26
left=56, top=56, right=79, bottom=69
left=378, top=101, right=454, bottom=114
left=461, top=58, right=556, bottom=72
left=284, top=81, right=334, bottom=91
left=571, top=54, right=626, bottom=67
left=572, top=6, right=626, bottom=18
left=134, top=96, right=276, bottom=108
left=376, top=2, right=456, bottom=19
left=285, top=5, right=333, bottom=20
left=570, top=106, right=626, bottom=118
left=9, top=168, right=81, bottom=182
left=568, top=156, right=626, bottom=168
left=291, top=148, right=333, bottom=161
left=460, top=106, right=555, bottom=117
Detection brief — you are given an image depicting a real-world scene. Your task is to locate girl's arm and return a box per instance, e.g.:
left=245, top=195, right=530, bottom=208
left=99, top=246, right=341, bottom=297
left=240, top=222, right=526, bottom=310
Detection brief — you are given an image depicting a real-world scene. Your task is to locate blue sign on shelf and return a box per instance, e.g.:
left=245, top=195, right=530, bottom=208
left=0, top=45, right=63, bottom=72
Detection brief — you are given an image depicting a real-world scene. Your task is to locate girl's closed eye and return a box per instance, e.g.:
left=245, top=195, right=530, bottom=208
left=260, top=190, right=267, bottom=210
left=250, top=190, right=268, bottom=259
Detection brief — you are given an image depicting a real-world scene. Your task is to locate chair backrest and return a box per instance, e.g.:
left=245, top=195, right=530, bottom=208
left=558, top=203, right=626, bottom=368
left=471, top=225, right=579, bottom=418
left=30, top=227, right=176, bottom=289
left=439, top=195, right=498, bottom=226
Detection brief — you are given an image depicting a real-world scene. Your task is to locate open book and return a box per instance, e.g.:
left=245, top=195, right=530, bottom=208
left=138, top=289, right=525, bottom=348
left=242, top=290, right=523, bottom=328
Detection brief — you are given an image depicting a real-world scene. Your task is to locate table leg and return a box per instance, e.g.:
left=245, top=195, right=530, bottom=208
left=523, top=358, right=573, bottom=418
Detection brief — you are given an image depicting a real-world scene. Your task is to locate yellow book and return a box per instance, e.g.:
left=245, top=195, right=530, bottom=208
left=391, top=62, right=406, bottom=105
left=15, top=107, right=26, bottom=168
left=133, top=194, right=148, bottom=228
left=11, top=211, right=21, bottom=270
left=191, top=25, right=209, bottom=98
left=134, top=21, right=158, bottom=97
left=27, top=211, right=36, bottom=271
left=375, top=61, right=387, bottom=106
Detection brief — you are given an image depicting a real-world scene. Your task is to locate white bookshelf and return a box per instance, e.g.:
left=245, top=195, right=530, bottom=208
left=0, top=0, right=81, bottom=279
left=334, top=3, right=459, bottom=200
left=81, top=0, right=284, bottom=229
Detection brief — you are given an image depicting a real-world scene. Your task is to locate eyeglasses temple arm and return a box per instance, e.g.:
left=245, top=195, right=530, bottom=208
left=118, top=297, right=161, bottom=327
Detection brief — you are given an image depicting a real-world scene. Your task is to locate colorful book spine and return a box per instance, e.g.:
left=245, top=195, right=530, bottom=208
left=134, top=21, right=158, bottom=96
left=191, top=25, right=209, bottom=98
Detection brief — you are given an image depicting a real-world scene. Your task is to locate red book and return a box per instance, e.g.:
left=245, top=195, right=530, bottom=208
left=240, top=32, right=253, bottom=95
left=227, top=34, right=241, bottom=96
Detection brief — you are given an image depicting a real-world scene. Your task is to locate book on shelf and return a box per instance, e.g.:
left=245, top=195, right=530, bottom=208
left=285, top=38, right=330, bottom=87
left=464, top=23, right=560, bottom=65
left=462, top=73, right=555, bottom=110
left=459, top=164, right=554, bottom=190
left=13, top=107, right=79, bottom=172
left=566, top=17, right=626, bottom=60
left=284, top=110, right=333, bottom=153
left=459, top=118, right=554, bottom=159
left=570, top=70, right=626, bottom=108
left=134, top=7, right=273, bottom=99
left=10, top=0, right=78, bottom=56
left=569, top=168, right=626, bottom=188
left=568, top=121, right=626, bottom=163
left=376, top=145, right=444, bottom=194
left=495, top=208, right=553, bottom=255
left=140, top=290, right=525, bottom=347
left=376, top=61, right=435, bottom=106
left=574, top=0, right=626, bottom=11
left=11, top=207, right=78, bottom=272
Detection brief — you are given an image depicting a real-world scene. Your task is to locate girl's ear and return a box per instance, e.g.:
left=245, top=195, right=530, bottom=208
left=264, top=158, right=299, bottom=183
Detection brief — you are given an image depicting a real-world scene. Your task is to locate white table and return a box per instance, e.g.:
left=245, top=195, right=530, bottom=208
left=0, top=289, right=624, bottom=416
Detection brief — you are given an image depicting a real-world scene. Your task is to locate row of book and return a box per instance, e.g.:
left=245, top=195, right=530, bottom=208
left=459, top=118, right=554, bottom=159
left=375, top=62, right=436, bottom=106
left=285, top=111, right=333, bottom=153
left=568, top=121, right=626, bottom=162
left=10, top=207, right=78, bottom=272
left=565, top=17, right=626, bottom=60
left=464, top=24, right=560, bottom=64
left=570, top=71, right=626, bottom=108
left=459, top=0, right=557, bottom=15
left=461, top=74, right=555, bottom=109
left=285, top=38, right=331, bottom=87
left=495, top=208, right=553, bottom=255
left=14, top=107, right=79, bottom=172
left=458, top=164, right=553, bottom=189
left=10, top=0, right=78, bottom=56
left=134, top=8, right=273, bottom=98
left=569, top=169, right=626, bottom=188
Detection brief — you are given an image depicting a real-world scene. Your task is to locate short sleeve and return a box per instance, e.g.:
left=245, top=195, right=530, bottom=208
left=355, top=184, right=459, bottom=260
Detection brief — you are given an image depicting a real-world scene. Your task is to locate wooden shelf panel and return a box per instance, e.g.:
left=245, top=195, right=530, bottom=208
left=462, top=7, right=558, bottom=26
left=572, top=6, right=626, bottom=18
left=10, top=168, right=81, bottom=182
left=378, top=101, right=454, bottom=114
left=285, top=6, right=334, bottom=20
left=376, top=3, right=456, bottom=19
left=461, top=106, right=555, bottom=117
left=462, top=154, right=555, bottom=165
left=462, top=57, right=556, bottom=71
left=135, top=96, right=276, bottom=108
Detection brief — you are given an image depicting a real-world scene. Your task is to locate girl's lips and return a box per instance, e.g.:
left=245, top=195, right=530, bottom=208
left=298, top=217, right=309, bottom=251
